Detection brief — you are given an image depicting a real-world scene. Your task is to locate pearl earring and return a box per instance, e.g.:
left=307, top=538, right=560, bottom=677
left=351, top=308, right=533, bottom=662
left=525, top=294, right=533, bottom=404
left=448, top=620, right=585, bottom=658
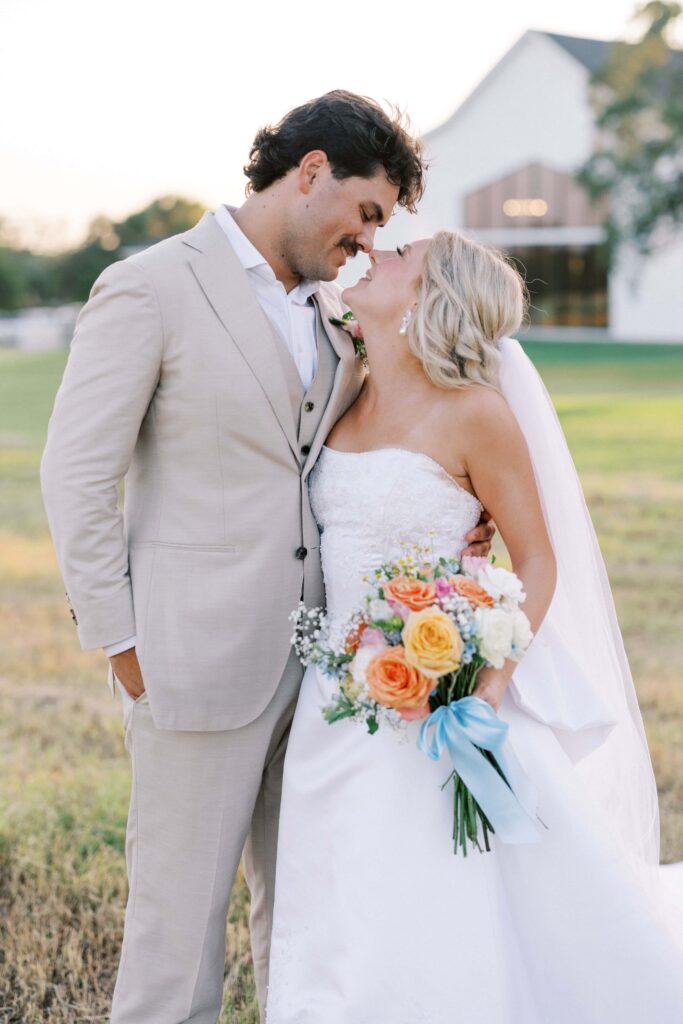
left=399, top=308, right=414, bottom=335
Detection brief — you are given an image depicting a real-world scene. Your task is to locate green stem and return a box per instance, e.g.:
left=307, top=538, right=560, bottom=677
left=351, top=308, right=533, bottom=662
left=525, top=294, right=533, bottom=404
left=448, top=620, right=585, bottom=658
left=452, top=775, right=460, bottom=849
left=459, top=781, right=468, bottom=857
left=466, top=789, right=480, bottom=851
left=481, top=813, right=491, bottom=852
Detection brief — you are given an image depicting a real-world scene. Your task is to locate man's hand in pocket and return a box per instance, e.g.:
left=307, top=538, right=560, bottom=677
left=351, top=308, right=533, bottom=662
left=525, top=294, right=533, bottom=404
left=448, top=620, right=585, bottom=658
left=110, top=647, right=146, bottom=700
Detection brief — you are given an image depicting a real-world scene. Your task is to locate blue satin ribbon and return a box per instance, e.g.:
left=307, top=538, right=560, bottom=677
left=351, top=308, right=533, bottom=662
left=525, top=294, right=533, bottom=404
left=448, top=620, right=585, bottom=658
left=418, top=696, right=542, bottom=845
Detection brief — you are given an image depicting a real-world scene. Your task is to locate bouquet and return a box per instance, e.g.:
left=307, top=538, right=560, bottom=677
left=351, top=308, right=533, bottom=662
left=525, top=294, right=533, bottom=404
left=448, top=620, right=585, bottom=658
left=291, top=540, right=545, bottom=855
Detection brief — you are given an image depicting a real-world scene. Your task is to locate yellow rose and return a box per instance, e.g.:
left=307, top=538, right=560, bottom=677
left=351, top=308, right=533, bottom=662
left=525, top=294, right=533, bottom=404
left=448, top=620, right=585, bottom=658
left=402, top=607, right=463, bottom=679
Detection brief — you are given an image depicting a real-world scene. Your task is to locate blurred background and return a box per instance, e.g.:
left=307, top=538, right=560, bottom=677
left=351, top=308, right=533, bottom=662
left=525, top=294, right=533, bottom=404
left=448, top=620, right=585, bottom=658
left=1, top=1, right=682, bottom=1020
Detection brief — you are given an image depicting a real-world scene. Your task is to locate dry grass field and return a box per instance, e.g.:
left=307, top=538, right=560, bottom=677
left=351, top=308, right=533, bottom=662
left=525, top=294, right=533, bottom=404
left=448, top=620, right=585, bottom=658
left=0, top=342, right=681, bottom=1021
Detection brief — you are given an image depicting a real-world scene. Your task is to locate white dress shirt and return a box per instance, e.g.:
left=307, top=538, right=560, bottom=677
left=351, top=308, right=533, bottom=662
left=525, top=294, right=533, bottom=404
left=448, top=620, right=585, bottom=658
left=215, top=203, right=320, bottom=389
left=104, top=205, right=321, bottom=659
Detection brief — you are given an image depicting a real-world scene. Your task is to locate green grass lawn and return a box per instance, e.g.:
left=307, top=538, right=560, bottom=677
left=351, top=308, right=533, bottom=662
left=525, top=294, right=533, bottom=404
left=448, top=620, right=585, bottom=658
left=1, top=342, right=682, bottom=1022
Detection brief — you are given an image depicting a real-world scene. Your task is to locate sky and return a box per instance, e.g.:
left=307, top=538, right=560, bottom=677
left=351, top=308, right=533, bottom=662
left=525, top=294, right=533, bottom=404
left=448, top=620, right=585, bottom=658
left=1, top=0, right=680, bottom=251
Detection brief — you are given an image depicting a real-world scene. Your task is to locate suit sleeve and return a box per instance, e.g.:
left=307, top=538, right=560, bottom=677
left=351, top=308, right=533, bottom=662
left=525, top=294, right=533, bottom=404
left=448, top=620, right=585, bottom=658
left=40, top=258, right=163, bottom=649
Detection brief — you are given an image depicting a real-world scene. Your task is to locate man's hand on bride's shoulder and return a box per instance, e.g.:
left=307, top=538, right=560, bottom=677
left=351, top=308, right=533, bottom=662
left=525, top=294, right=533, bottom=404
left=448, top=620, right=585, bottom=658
left=461, top=509, right=495, bottom=558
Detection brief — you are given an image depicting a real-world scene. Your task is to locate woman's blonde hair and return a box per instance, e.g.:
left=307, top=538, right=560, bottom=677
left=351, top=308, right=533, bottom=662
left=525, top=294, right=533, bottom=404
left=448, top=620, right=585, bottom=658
left=407, top=230, right=527, bottom=391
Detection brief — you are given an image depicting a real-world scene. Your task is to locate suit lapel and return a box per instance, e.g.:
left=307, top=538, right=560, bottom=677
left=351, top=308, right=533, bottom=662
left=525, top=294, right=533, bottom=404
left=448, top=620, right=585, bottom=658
left=184, top=213, right=300, bottom=462
left=302, top=289, right=365, bottom=481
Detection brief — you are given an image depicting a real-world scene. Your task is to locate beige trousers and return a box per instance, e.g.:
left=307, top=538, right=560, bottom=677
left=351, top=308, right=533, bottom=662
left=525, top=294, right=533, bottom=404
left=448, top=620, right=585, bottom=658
left=110, top=648, right=303, bottom=1024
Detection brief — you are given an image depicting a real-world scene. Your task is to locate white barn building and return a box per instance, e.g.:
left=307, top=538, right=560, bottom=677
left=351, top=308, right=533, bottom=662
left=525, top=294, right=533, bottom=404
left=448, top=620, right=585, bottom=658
left=339, top=31, right=683, bottom=342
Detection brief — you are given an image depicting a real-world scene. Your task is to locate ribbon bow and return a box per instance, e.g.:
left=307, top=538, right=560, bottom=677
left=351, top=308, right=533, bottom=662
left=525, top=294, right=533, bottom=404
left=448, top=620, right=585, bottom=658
left=418, top=696, right=543, bottom=845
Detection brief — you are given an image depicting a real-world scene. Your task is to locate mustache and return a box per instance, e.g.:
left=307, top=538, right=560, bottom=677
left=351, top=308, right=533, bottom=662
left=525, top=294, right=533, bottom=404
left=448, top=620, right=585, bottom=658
left=338, top=239, right=359, bottom=258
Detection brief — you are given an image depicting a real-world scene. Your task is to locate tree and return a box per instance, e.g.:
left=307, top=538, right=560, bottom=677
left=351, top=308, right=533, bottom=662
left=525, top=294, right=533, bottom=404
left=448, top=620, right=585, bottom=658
left=578, top=2, right=683, bottom=260
left=86, top=195, right=206, bottom=251
left=57, top=196, right=206, bottom=303
left=0, top=216, right=58, bottom=310
left=0, top=247, right=25, bottom=310
left=115, top=195, right=206, bottom=248
left=0, top=196, right=206, bottom=309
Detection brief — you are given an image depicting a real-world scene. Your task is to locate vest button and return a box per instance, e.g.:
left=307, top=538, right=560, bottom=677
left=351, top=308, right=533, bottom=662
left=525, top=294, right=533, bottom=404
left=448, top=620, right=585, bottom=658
left=301, top=444, right=311, bottom=455
left=295, top=546, right=308, bottom=560
left=304, top=401, right=315, bottom=412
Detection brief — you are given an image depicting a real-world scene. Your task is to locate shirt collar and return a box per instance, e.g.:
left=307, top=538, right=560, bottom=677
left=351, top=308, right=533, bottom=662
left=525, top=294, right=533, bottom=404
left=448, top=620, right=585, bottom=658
left=215, top=204, right=320, bottom=304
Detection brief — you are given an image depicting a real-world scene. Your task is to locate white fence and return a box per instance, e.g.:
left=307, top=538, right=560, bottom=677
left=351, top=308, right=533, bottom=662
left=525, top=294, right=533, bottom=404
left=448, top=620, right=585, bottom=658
left=0, top=305, right=81, bottom=352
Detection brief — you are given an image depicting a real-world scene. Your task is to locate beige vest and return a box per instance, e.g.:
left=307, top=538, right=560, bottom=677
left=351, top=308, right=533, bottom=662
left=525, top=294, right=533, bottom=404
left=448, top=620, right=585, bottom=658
left=272, top=299, right=339, bottom=608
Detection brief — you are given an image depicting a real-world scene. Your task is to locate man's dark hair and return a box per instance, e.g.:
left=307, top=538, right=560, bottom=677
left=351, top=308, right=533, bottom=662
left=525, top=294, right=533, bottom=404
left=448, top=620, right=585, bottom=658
left=243, top=89, right=427, bottom=213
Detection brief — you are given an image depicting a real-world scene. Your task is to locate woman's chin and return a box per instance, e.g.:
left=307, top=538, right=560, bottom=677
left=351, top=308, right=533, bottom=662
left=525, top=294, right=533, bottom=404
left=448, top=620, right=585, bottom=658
left=343, top=276, right=368, bottom=299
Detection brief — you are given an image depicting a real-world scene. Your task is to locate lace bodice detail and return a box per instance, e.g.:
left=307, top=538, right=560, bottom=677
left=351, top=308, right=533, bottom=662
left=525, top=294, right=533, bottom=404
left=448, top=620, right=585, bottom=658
left=309, top=447, right=483, bottom=625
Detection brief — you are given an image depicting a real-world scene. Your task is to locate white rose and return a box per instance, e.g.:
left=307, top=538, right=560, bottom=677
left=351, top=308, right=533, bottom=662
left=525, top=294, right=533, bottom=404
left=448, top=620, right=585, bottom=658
left=510, top=608, right=533, bottom=658
left=368, top=598, right=394, bottom=622
left=350, top=644, right=387, bottom=686
left=475, top=607, right=514, bottom=669
left=477, top=565, right=526, bottom=606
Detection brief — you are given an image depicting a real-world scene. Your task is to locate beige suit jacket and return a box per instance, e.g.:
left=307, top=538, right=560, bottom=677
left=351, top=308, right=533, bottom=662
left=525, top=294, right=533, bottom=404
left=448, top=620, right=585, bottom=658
left=40, top=212, right=365, bottom=730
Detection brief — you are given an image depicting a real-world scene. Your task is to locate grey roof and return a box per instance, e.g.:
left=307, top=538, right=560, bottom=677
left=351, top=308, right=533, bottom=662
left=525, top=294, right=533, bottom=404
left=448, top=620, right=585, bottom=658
left=545, top=30, right=683, bottom=74
left=544, top=33, right=613, bottom=73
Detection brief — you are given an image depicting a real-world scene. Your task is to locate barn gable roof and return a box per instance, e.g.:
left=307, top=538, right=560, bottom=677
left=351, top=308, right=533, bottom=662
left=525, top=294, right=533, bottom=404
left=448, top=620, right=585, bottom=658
left=546, top=30, right=683, bottom=73
left=544, top=32, right=613, bottom=73
left=425, top=29, right=683, bottom=142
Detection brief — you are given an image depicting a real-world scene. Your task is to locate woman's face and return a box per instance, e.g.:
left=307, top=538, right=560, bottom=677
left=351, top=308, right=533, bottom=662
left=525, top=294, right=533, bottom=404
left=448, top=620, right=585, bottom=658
left=342, top=238, right=431, bottom=326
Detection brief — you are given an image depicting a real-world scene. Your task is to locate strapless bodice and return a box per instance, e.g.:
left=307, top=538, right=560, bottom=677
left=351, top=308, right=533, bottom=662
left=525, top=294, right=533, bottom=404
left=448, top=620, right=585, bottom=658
left=309, top=446, right=483, bottom=626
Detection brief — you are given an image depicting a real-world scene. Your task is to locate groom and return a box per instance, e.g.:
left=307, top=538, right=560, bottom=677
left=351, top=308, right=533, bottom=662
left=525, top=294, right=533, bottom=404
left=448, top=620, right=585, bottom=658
left=40, top=90, right=494, bottom=1023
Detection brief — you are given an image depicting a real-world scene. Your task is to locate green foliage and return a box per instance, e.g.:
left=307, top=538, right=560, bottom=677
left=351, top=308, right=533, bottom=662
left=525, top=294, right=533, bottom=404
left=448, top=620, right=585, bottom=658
left=0, top=195, right=206, bottom=309
left=322, top=690, right=358, bottom=724
left=0, top=247, right=26, bottom=309
left=110, top=195, right=206, bottom=248
left=578, top=2, right=683, bottom=259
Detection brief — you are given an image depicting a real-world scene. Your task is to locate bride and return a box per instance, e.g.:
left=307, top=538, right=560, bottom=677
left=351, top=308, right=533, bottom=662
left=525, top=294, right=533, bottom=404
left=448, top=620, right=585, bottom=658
left=265, top=231, right=683, bottom=1022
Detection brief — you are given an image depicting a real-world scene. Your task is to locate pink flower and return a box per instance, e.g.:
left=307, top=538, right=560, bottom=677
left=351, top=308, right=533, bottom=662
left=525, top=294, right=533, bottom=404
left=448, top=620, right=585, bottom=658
left=434, top=577, right=453, bottom=599
left=384, top=596, right=412, bottom=620
left=360, top=627, right=387, bottom=648
left=348, top=320, right=364, bottom=339
left=460, top=555, right=490, bottom=577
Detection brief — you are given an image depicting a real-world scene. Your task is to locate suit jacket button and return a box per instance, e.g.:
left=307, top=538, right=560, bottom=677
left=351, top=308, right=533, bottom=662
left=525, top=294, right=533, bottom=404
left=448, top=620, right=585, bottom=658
left=301, top=444, right=311, bottom=456
left=304, top=401, right=315, bottom=412
left=295, top=546, right=308, bottom=560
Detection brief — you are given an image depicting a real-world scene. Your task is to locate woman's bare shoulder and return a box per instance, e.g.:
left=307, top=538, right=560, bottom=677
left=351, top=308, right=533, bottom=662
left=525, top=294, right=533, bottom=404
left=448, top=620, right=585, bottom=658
left=432, top=383, right=515, bottom=436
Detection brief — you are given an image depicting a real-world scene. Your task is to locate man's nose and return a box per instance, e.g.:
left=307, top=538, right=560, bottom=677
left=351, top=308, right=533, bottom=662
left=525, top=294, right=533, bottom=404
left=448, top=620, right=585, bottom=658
left=355, top=224, right=379, bottom=254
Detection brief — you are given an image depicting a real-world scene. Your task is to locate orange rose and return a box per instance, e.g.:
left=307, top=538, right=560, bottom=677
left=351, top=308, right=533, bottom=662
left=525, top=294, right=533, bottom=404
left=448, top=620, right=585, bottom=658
left=450, top=575, right=495, bottom=608
left=366, top=645, right=434, bottom=710
left=398, top=703, right=431, bottom=722
left=383, top=576, right=437, bottom=612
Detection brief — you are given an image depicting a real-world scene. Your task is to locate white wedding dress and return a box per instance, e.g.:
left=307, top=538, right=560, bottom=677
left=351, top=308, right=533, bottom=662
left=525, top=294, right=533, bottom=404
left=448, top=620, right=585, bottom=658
left=265, top=444, right=683, bottom=1024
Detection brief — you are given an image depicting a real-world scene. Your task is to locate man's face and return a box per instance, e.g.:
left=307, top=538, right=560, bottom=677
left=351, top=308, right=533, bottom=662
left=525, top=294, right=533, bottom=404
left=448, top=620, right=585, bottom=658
left=282, top=162, right=401, bottom=282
